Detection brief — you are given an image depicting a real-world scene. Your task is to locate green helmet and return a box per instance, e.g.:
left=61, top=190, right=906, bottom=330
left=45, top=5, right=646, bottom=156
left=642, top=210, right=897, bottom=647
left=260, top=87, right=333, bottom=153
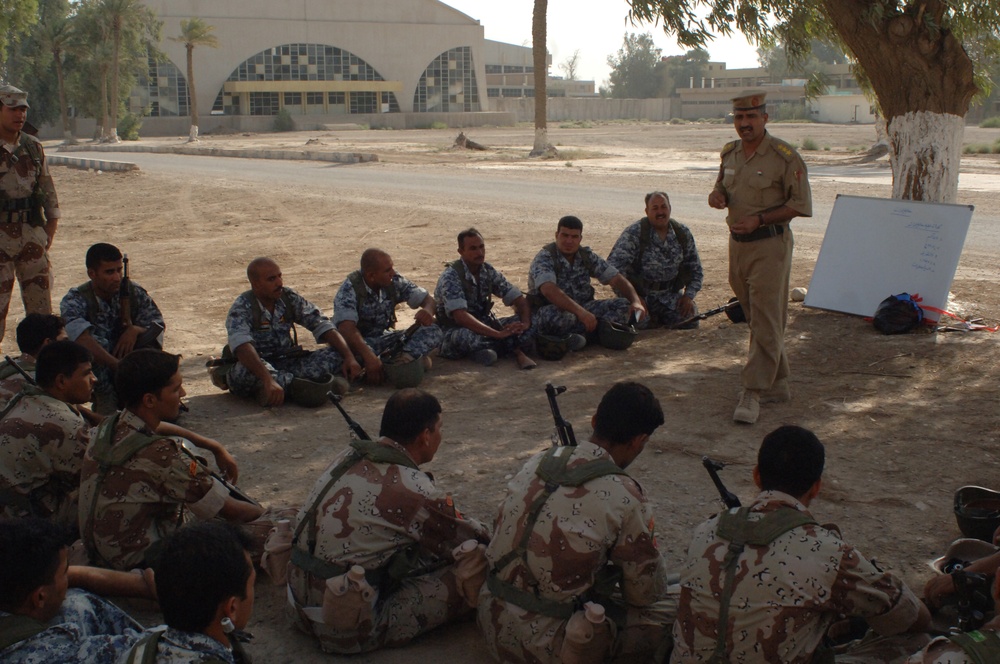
left=535, top=334, right=569, bottom=361
left=954, top=486, right=1000, bottom=542
left=597, top=319, right=637, bottom=350
left=384, top=357, right=425, bottom=388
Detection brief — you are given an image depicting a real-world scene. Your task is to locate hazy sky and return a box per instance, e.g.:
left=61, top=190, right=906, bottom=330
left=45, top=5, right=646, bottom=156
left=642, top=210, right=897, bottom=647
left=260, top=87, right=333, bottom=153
left=440, top=0, right=761, bottom=87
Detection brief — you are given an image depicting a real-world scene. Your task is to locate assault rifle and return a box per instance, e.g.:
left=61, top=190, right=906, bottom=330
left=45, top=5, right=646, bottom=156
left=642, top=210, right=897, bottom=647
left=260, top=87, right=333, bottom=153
left=205, top=345, right=312, bottom=368
left=702, top=456, right=741, bottom=509
left=545, top=383, right=577, bottom=447
left=120, top=254, right=133, bottom=329
left=178, top=441, right=260, bottom=507
left=379, top=322, right=422, bottom=363
left=3, top=355, right=37, bottom=386
left=672, top=299, right=742, bottom=330
left=328, top=391, right=371, bottom=440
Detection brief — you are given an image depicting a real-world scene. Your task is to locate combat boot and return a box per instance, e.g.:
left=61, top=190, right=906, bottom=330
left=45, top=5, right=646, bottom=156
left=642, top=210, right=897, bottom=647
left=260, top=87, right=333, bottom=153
left=733, top=390, right=760, bottom=424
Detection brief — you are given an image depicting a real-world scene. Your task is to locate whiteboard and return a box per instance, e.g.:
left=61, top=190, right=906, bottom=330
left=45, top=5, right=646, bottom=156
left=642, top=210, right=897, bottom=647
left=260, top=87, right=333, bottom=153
left=804, top=194, right=973, bottom=322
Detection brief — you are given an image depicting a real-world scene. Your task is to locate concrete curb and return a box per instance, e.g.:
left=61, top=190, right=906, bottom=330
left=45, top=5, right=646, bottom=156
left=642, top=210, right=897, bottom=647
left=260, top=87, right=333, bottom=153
left=56, top=143, right=379, bottom=164
left=48, top=155, right=140, bottom=172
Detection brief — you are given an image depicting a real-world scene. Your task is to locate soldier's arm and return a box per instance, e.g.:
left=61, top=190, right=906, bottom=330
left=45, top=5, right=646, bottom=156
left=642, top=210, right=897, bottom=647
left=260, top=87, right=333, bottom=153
left=75, top=330, right=119, bottom=371
left=156, top=423, right=239, bottom=482
left=218, top=495, right=265, bottom=522
left=452, top=308, right=509, bottom=339
left=512, top=294, right=532, bottom=328
left=337, top=320, right=383, bottom=385
left=608, top=274, right=647, bottom=321
left=233, top=342, right=284, bottom=406
left=319, top=328, right=363, bottom=379
left=414, top=293, right=435, bottom=326
left=69, top=566, right=156, bottom=599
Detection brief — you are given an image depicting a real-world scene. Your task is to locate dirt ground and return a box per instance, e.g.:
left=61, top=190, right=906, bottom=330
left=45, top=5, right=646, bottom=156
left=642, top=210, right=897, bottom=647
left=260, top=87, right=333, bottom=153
left=18, top=121, right=1000, bottom=662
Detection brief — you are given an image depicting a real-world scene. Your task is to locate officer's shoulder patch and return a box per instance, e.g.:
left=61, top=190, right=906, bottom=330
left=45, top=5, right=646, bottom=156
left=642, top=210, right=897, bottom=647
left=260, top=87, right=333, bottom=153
left=721, top=140, right=740, bottom=157
left=770, top=137, right=798, bottom=163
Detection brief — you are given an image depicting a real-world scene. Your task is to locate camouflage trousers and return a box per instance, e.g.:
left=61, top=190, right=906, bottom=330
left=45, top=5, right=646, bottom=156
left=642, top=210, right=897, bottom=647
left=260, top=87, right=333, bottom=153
left=533, top=298, right=631, bottom=337
left=637, top=291, right=697, bottom=329
left=438, top=315, right=534, bottom=360
left=363, top=325, right=443, bottom=360
left=288, top=562, right=472, bottom=654
left=0, top=223, right=52, bottom=346
left=228, top=348, right=348, bottom=398
left=478, top=586, right=677, bottom=664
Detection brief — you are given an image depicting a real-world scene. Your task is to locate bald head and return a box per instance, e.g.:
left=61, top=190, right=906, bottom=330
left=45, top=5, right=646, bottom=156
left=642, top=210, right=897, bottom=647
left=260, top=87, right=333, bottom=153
left=247, top=257, right=279, bottom=282
left=360, top=248, right=390, bottom=273
left=247, top=257, right=283, bottom=303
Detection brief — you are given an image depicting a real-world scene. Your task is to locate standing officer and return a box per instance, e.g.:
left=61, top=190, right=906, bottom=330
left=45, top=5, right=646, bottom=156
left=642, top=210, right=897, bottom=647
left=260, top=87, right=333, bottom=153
left=0, top=85, right=61, bottom=351
left=709, top=90, right=811, bottom=424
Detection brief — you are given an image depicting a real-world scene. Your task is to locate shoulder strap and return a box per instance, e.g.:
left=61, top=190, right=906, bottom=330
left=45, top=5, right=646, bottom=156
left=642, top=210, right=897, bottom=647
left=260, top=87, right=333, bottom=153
left=721, top=139, right=740, bottom=158
left=0, top=613, right=48, bottom=651
left=669, top=219, right=690, bottom=255
left=16, top=133, right=43, bottom=168
left=0, top=384, right=44, bottom=421
left=348, top=271, right=396, bottom=333
left=949, top=630, right=1000, bottom=664
left=633, top=218, right=651, bottom=277
left=76, top=282, right=101, bottom=327
left=123, top=629, right=163, bottom=664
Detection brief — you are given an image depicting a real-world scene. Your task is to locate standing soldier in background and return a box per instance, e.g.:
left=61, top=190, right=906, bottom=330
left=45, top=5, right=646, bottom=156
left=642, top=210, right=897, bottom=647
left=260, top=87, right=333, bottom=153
left=709, top=91, right=812, bottom=424
left=0, top=85, right=61, bottom=352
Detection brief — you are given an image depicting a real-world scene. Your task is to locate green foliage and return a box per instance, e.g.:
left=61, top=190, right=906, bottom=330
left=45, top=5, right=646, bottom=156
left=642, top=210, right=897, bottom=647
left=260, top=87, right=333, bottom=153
left=429, top=121, right=448, bottom=129
left=559, top=120, right=593, bottom=128
left=117, top=108, right=144, bottom=140
left=273, top=108, right=295, bottom=132
left=606, top=32, right=664, bottom=99
left=980, top=116, right=1000, bottom=128
left=0, top=0, right=40, bottom=63
left=801, top=137, right=819, bottom=150
left=659, top=47, right=709, bottom=96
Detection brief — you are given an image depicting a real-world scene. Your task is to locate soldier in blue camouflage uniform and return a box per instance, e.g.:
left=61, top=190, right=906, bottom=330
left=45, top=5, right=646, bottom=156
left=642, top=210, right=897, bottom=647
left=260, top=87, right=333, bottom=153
left=434, top=228, right=536, bottom=369
left=0, top=85, right=61, bottom=352
left=333, top=248, right=442, bottom=385
left=121, top=522, right=257, bottom=664
left=0, top=518, right=147, bottom=664
left=607, top=192, right=704, bottom=329
left=225, top=257, right=360, bottom=407
left=527, top=216, right=646, bottom=345
left=60, top=243, right=164, bottom=413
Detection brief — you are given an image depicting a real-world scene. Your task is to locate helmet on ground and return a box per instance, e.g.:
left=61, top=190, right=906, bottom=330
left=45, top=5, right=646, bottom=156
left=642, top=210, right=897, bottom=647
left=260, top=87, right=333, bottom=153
left=383, top=356, right=425, bottom=388
left=954, top=485, right=1000, bottom=542
left=930, top=538, right=1000, bottom=575
left=597, top=319, right=637, bottom=350
left=725, top=297, right=746, bottom=324
left=535, top=334, right=570, bottom=361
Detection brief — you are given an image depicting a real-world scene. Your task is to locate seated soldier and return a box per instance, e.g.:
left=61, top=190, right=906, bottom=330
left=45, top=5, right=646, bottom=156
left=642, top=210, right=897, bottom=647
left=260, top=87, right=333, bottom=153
left=0, top=313, right=65, bottom=409
left=527, top=215, right=645, bottom=350
left=0, top=340, right=95, bottom=526
left=479, top=382, right=674, bottom=664
left=671, top=425, right=930, bottom=664
left=60, top=243, right=165, bottom=413
left=287, top=388, right=490, bottom=654
left=0, top=517, right=154, bottom=664
left=908, top=571, right=1000, bottom=663
left=122, top=522, right=256, bottom=664
left=607, top=191, right=704, bottom=328
left=434, top=228, right=536, bottom=369
left=222, top=257, right=361, bottom=407
left=78, top=349, right=267, bottom=570
left=333, top=248, right=442, bottom=385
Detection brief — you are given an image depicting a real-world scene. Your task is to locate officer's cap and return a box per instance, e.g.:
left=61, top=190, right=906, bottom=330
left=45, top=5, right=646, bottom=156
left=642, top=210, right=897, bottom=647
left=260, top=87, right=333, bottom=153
left=731, top=89, right=766, bottom=111
left=0, top=85, right=29, bottom=109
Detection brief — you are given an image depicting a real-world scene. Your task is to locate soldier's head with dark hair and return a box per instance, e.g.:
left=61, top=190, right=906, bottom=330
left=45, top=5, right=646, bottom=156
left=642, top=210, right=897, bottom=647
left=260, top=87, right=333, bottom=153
left=0, top=518, right=72, bottom=619
left=557, top=215, right=584, bottom=233
left=116, top=349, right=182, bottom=410
left=380, top=388, right=442, bottom=447
left=156, top=522, right=255, bottom=635
left=457, top=228, right=483, bottom=250
left=85, top=243, right=122, bottom=270
left=756, top=425, right=825, bottom=499
left=593, top=382, right=664, bottom=445
left=35, top=340, right=94, bottom=399
left=16, top=313, right=65, bottom=357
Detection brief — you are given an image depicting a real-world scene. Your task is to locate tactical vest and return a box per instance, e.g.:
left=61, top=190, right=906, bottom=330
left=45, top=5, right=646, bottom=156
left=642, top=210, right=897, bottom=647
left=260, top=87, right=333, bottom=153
left=528, top=244, right=599, bottom=309
left=81, top=412, right=170, bottom=568
left=708, top=506, right=825, bottom=664
left=435, top=259, right=492, bottom=328
left=290, top=439, right=437, bottom=591
left=626, top=218, right=691, bottom=296
left=218, top=289, right=299, bottom=363
left=487, top=446, right=628, bottom=620
left=347, top=271, right=397, bottom=336
left=0, top=613, right=47, bottom=651
left=1, top=134, right=45, bottom=226
left=948, top=629, right=1000, bottom=664
left=75, top=281, right=141, bottom=330
left=123, top=627, right=251, bottom=664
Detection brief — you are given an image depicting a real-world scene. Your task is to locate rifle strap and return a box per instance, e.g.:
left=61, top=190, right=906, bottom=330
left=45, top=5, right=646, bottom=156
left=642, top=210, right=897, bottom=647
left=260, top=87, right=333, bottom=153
left=76, top=281, right=141, bottom=330
left=348, top=271, right=397, bottom=335
left=0, top=384, right=44, bottom=421
left=436, top=259, right=491, bottom=328
left=245, top=289, right=298, bottom=345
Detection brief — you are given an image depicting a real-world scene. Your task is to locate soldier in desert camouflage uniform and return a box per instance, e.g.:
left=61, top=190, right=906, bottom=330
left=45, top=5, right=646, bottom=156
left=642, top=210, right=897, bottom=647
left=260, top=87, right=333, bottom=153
left=0, top=312, right=65, bottom=409
left=434, top=228, right=536, bottom=369
left=122, top=522, right=256, bottom=664
left=0, top=340, right=94, bottom=527
left=334, top=248, right=442, bottom=385
left=78, top=349, right=265, bottom=570
left=671, top=425, right=930, bottom=664
left=0, top=85, right=61, bottom=350
left=527, top=216, right=645, bottom=347
left=0, top=518, right=149, bottom=664
left=607, top=192, right=704, bottom=329
left=478, top=382, right=674, bottom=664
left=223, top=257, right=361, bottom=407
left=287, top=388, right=490, bottom=654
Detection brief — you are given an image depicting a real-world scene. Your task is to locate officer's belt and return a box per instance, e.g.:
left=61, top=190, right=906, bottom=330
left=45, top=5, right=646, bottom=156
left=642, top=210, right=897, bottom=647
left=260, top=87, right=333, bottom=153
left=731, top=223, right=784, bottom=243
left=1, top=197, right=32, bottom=212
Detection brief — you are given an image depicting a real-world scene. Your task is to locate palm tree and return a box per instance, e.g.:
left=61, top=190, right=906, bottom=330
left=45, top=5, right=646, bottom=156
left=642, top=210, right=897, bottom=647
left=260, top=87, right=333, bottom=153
left=169, top=17, right=218, bottom=142
left=37, top=14, right=76, bottom=144
left=530, top=0, right=552, bottom=157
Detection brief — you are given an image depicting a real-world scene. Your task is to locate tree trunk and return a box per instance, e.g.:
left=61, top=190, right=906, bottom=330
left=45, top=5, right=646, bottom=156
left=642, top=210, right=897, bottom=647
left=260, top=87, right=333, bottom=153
left=109, top=25, right=121, bottom=142
left=53, top=48, right=75, bottom=144
left=98, top=70, right=109, bottom=141
left=530, top=0, right=549, bottom=157
left=821, top=0, right=976, bottom=202
left=186, top=43, right=199, bottom=141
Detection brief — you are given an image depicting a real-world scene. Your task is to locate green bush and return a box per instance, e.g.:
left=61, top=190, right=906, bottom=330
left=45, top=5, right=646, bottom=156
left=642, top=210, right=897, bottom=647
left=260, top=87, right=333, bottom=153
left=979, top=116, right=1000, bottom=128
left=273, top=109, right=295, bottom=132
left=430, top=121, right=448, bottom=130
left=118, top=111, right=144, bottom=141
left=669, top=117, right=688, bottom=125
left=801, top=137, right=819, bottom=151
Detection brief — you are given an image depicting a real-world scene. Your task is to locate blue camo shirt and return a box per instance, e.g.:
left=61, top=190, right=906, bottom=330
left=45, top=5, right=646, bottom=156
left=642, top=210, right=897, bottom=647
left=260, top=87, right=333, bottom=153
left=225, top=288, right=334, bottom=355
left=434, top=260, right=522, bottom=323
left=332, top=273, right=428, bottom=336
left=527, top=245, right=618, bottom=305
left=60, top=282, right=163, bottom=350
left=606, top=218, right=704, bottom=298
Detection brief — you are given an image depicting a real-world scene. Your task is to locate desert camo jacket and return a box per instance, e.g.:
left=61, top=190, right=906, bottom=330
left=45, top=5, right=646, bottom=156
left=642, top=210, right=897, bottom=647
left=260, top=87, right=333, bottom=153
left=0, top=354, right=35, bottom=410
left=78, top=409, right=228, bottom=570
left=671, top=490, right=924, bottom=664
left=0, top=387, right=89, bottom=524
left=0, top=133, right=59, bottom=220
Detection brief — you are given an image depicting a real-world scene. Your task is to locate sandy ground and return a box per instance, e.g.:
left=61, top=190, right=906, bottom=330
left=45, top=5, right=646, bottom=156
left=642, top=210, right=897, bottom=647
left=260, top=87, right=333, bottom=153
left=14, top=121, right=1000, bottom=662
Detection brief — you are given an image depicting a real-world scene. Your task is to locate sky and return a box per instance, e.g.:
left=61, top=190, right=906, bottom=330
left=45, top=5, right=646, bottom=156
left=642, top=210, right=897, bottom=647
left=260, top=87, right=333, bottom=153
left=441, top=1, right=761, bottom=87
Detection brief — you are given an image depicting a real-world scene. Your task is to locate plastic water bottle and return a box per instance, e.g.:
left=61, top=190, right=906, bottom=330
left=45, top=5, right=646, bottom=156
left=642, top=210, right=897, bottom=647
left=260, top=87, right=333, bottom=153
left=261, top=519, right=292, bottom=585
left=452, top=539, right=488, bottom=607
left=322, top=565, right=375, bottom=630
left=559, top=602, right=611, bottom=664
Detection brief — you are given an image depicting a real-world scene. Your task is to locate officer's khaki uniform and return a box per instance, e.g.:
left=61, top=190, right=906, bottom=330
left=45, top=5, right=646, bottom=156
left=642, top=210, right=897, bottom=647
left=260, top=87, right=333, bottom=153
left=714, top=132, right=811, bottom=392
